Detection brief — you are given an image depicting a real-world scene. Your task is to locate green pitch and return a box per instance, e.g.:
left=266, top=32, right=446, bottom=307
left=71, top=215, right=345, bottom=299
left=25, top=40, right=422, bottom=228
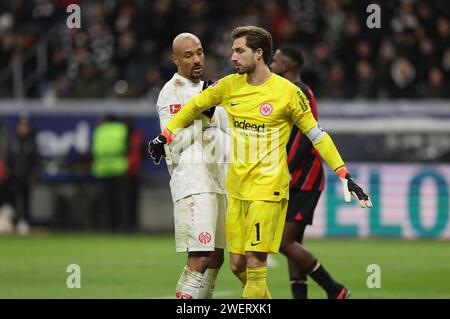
left=0, top=234, right=449, bottom=299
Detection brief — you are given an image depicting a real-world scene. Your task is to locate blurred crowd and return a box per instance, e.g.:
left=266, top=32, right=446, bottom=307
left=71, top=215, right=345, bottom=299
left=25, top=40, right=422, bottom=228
left=0, top=0, right=449, bottom=100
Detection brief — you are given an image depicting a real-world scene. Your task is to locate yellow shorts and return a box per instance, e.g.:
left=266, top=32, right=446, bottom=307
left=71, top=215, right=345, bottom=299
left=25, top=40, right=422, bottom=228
left=226, top=197, right=288, bottom=255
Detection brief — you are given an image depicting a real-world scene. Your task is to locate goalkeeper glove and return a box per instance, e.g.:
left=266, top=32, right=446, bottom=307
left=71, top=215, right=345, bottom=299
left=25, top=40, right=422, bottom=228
left=201, top=80, right=215, bottom=118
left=336, top=167, right=373, bottom=208
left=148, top=129, right=173, bottom=165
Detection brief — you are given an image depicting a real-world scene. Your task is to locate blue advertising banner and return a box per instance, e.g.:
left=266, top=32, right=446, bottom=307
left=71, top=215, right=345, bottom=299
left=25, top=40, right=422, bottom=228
left=2, top=112, right=449, bottom=238
left=1, top=112, right=167, bottom=180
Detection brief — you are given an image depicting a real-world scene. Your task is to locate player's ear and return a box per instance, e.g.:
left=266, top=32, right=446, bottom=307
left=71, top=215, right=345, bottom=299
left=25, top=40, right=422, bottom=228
left=255, top=48, right=263, bottom=61
left=171, top=54, right=178, bottom=67
left=283, top=61, right=289, bottom=73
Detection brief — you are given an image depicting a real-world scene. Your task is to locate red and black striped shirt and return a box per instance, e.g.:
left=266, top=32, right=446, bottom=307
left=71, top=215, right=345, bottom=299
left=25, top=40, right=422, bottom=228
left=287, top=82, right=324, bottom=192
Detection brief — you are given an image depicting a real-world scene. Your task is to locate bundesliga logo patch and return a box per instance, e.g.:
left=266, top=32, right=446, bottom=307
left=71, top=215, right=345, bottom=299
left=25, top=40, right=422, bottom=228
left=260, top=103, right=273, bottom=116
left=170, top=104, right=181, bottom=114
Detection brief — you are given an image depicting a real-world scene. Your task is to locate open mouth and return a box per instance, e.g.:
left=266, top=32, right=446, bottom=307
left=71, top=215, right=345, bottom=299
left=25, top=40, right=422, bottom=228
left=193, top=65, right=203, bottom=72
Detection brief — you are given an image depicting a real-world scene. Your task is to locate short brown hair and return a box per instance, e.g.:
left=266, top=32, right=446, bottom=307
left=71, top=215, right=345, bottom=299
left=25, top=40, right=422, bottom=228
left=231, top=26, right=273, bottom=65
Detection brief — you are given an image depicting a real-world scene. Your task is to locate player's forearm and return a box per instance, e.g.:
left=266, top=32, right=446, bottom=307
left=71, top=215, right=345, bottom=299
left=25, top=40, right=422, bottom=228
left=305, top=125, right=345, bottom=173
left=165, top=102, right=198, bottom=137
left=313, top=133, right=345, bottom=171
left=303, top=125, right=372, bottom=208
left=164, top=95, right=214, bottom=139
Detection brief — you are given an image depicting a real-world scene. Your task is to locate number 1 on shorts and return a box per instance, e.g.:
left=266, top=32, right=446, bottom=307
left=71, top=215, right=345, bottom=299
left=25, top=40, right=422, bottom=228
left=255, top=222, right=260, bottom=242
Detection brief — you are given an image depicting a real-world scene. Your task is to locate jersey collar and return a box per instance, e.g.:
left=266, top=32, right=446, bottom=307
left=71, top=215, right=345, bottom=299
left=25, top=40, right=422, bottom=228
left=173, top=73, right=202, bottom=87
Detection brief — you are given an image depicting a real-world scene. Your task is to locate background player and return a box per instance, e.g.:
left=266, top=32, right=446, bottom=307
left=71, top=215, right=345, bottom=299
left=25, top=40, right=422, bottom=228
left=154, top=33, right=227, bottom=299
left=149, top=26, right=372, bottom=299
left=271, top=47, right=350, bottom=299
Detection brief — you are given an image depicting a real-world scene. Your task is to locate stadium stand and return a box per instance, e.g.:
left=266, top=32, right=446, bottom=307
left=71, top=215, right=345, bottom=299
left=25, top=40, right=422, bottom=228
left=0, top=0, right=448, bottom=100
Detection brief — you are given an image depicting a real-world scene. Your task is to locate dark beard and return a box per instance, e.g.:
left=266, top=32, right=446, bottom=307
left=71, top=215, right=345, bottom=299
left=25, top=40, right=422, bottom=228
left=190, top=65, right=203, bottom=79
left=236, top=62, right=256, bottom=75
left=190, top=72, right=202, bottom=79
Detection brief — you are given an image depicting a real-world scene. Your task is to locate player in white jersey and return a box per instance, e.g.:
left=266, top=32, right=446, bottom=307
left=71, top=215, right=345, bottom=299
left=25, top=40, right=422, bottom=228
left=155, top=33, right=228, bottom=299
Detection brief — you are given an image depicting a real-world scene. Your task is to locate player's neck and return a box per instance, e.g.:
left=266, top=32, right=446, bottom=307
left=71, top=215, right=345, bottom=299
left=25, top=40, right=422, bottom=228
left=247, top=65, right=271, bottom=86
left=284, top=71, right=301, bottom=84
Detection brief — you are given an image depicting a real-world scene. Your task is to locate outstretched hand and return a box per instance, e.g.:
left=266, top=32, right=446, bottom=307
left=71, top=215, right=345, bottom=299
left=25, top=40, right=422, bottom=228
left=148, top=134, right=167, bottom=165
left=340, top=173, right=373, bottom=208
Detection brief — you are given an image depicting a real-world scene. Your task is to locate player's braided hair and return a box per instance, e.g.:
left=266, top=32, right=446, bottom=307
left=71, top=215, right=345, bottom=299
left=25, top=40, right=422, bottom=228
left=231, top=26, right=273, bottom=65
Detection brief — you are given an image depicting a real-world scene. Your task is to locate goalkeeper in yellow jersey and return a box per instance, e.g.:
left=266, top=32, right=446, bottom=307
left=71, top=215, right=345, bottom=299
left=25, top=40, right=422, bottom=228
left=148, top=26, right=372, bottom=299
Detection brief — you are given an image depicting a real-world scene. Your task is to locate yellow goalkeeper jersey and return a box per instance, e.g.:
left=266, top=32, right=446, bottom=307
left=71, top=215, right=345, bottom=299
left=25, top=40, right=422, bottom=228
left=165, top=73, right=323, bottom=201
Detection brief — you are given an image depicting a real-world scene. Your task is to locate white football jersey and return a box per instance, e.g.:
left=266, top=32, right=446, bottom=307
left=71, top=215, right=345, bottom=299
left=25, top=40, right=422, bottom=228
left=156, top=73, right=228, bottom=202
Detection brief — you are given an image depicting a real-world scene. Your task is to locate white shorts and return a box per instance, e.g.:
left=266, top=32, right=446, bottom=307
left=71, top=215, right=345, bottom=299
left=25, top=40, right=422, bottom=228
left=173, top=193, right=226, bottom=252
